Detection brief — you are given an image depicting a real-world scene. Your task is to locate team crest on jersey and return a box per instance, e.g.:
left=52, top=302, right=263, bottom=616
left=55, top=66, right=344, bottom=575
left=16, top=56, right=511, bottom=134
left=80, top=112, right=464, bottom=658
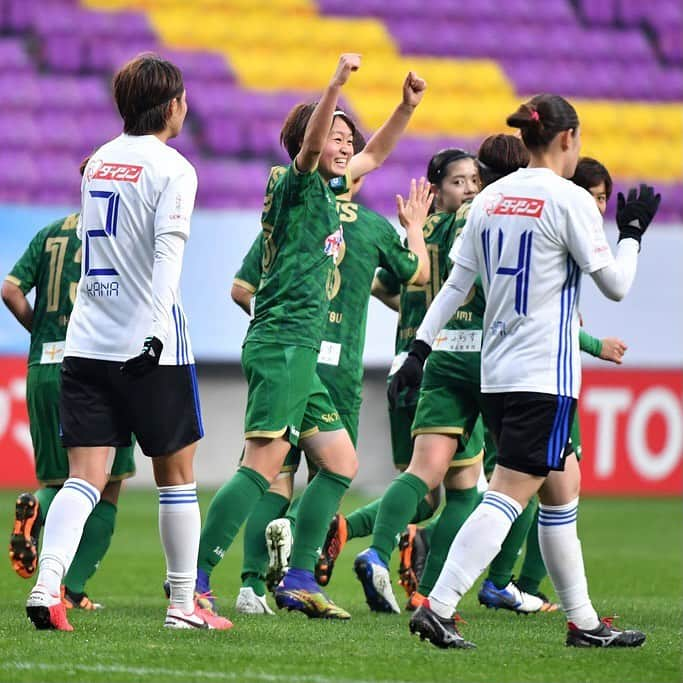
left=485, top=194, right=545, bottom=218
left=324, top=225, right=344, bottom=263
left=90, top=162, right=143, bottom=183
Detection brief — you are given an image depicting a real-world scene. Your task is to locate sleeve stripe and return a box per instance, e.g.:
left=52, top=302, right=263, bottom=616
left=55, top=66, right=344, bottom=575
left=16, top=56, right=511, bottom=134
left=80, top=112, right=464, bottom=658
left=233, top=278, right=257, bottom=294
left=4, top=275, right=22, bottom=288
left=404, top=255, right=422, bottom=286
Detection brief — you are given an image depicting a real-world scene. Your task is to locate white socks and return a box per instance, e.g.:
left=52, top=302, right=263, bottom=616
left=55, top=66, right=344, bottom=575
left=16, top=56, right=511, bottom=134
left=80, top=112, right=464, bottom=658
left=538, top=497, right=600, bottom=630
left=159, top=482, right=200, bottom=614
left=429, top=491, right=522, bottom=618
left=36, top=478, right=100, bottom=595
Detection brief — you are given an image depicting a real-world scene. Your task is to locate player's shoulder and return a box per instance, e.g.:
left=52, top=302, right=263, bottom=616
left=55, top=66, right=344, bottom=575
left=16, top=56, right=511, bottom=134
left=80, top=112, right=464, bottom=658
left=38, top=213, right=79, bottom=239
left=156, top=142, right=196, bottom=178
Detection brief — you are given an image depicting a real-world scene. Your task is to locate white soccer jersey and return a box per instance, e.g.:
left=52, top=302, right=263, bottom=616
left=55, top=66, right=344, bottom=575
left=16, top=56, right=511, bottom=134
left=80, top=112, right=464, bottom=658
left=65, top=134, right=197, bottom=365
left=450, top=168, right=613, bottom=398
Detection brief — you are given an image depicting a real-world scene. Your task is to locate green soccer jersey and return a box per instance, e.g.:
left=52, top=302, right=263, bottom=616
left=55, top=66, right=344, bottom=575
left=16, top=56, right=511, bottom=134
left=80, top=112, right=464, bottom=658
left=425, top=204, right=486, bottom=386
left=236, top=199, right=420, bottom=412
left=378, top=211, right=460, bottom=358
left=244, top=164, right=344, bottom=351
left=6, top=214, right=81, bottom=368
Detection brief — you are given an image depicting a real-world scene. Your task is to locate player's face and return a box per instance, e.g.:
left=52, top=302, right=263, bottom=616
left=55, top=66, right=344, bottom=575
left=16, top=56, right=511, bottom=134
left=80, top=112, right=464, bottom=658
left=588, top=181, right=608, bottom=216
left=168, top=90, right=188, bottom=139
left=434, top=158, right=480, bottom=213
left=319, top=118, right=354, bottom=180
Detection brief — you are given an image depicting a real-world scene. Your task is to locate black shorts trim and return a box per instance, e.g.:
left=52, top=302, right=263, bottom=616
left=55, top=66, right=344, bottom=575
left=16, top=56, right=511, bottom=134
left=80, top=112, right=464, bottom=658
left=482, top=392, right=577, bottom=477
left=59, top=357, right=203, bottom=457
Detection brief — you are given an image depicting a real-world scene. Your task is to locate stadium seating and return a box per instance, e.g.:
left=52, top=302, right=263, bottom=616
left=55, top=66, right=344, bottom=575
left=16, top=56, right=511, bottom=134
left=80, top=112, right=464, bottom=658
left=0, top=0, right=680, bottom=220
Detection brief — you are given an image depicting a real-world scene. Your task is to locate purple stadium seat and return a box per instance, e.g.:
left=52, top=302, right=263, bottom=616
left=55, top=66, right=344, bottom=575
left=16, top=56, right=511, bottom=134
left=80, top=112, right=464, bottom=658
left=0, top=38, right=31, bottom=73
left=578, top=0, right=618, bottom=24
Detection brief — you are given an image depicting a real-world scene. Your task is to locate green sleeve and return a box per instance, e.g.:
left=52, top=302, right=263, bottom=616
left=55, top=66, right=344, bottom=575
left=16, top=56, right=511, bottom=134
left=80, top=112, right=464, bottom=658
left=579, top=328, right=602, bottom=357
left=234, top=235, right=263, bottom=293
left=377, top=220, right=421, bottom=286
left=6, top=227, right=48, bottom=294
left=375, top=267, right=401, bottom=296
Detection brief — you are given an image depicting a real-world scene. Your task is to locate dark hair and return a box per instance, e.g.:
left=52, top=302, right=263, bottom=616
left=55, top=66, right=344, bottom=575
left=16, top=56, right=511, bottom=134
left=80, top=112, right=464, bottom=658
left=113, top=53, right=184, bottom=135
left=427, top=148, right=475, bottom=186
left=570, top=157, right=613, bottom=199
left=79, top=155, right=90, bottom=177
left=506, top=94, right=579, bottom=151
left=352, top=127, right=366, bottom=155
left=280, top=103, right=356, bottom=161
left=477, top=134, right=530, bottom=187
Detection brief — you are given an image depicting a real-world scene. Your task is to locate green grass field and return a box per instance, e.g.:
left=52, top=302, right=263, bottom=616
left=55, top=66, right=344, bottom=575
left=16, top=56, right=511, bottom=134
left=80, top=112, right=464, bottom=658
left=0, top=490, right=680, bottom=683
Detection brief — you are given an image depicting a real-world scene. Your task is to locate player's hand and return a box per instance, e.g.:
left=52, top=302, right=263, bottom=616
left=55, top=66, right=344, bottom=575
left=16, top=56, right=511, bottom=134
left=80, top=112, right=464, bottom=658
left=331, top=53, right=361, bottom=87
left=616, top=184, right=661, bottom=246
left=397, top=177, right=433, bottom=231
left=120, top=336, right=163, bottom=377
left=599, top=337, right=627, bottom=365
left=402, top=71, right=427, bottom=108
left=387, top=340, right=431, bottom=409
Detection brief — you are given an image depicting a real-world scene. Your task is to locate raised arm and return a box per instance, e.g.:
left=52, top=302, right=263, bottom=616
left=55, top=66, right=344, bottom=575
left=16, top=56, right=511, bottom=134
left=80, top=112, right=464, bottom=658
left=295, top=54, right=361, bottom=174
left=348, top=72, right=426, bottom=180
left=396, top=177, right=432, bottom=286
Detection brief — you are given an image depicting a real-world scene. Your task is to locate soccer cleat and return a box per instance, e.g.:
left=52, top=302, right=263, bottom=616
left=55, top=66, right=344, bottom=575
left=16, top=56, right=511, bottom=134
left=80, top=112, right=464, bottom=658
left=164, top=602, right=233, bottom=630
left=353, top=548, right=400, bottom=614
left=398, top=524, right=429, bottom=598
left=164, top=570, right=218, bottom=613
left=314, top=513, right=347, bottom=586
left=10, top=492, right=42, bottom=579
left=409, top=601, right=475, bottom=649
left=61, top=586, right=103, bottom=610
left=406, top=591, right=426, bottom=611
left=26, top=584, right=73, bottom=631
left=566, top=617, right=646, bottom=648
left=235, top=587, right=275, bottom=615
left=265, top=518, right=292, bottom=593
left=477, top=579, right=545, bottom=614
left=274, top=568, right=350, bottom=619
left=535, top=590, right=560, bottom=612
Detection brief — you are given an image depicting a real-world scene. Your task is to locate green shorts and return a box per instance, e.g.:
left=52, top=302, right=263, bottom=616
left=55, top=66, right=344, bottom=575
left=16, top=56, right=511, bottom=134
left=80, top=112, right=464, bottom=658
left=242, top=342, right=343, bottom=448
left=26, top=364, right=136, bottom=486
left=483, top=424, right=498, bottom=477
left=450, top=416, right=484, bottom=468
left=280, top=410, right=359, bottom=475
left=411, top=377, right=483, bottom=445
left=569, top=412, right=582, bottom=460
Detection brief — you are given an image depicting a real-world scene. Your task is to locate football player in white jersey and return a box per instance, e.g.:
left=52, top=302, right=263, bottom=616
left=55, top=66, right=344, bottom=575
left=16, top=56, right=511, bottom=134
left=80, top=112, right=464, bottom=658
left=25, top=53, right=231, bottom=632
left=392, top=93, right=660, bottom=649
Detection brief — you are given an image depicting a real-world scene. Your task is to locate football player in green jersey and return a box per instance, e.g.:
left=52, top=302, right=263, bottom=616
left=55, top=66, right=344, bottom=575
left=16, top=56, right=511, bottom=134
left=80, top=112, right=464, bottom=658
left=195, top=54, right=429, bottom=620
left=2, top=160, right=136, bottom=610
left=230, top=165, right=432, bottom=614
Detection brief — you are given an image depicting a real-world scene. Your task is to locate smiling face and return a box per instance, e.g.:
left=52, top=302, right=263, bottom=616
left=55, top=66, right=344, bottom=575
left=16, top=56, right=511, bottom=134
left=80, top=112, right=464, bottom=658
left=318, top=117, right=354, bottom=180
left=433, top=158, right=480, bottom=213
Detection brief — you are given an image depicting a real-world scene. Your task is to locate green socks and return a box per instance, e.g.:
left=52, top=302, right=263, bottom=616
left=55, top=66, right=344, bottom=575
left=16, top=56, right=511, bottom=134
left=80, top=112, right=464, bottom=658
left=241, top=491, right=290, bottom=596
left=346, top=497, right=381, bottom=540
left=517, top=505, right=548, bottom=595
left=34, top=486, right=58, bottom=524
left=64, top=499, right=117, bottom=594
left=289, top=470, right=351, bottom=573
left=198, top=466, right=270, bottom=575
left=285, top=495, right=302, bottom=533
left=371, top=472, right=429, bottom=567
left=487, top=497, right=538, bottom=589
left=417, top=486, right=481, bottom=595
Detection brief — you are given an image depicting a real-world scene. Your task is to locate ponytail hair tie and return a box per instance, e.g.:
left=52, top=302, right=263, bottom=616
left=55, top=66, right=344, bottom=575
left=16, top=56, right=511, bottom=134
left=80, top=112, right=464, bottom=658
left=530, top=110, right=540, bottom=121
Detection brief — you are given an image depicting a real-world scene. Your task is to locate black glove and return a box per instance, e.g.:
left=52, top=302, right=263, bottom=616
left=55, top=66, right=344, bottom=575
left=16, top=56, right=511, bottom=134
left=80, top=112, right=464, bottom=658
left=387, top=339, right=431, bottom=409
left=120, top=336, right=163, bottom=377
left=616, top=184, right=661, bottom=247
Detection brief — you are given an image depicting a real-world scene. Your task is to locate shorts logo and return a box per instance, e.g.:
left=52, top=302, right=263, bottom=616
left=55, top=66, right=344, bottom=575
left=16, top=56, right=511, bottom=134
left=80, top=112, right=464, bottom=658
left=321, top=412, right=340, bottom=424
left=92, top=162, right=143, bottom=183
left=486, top=195, right=545, bottom=218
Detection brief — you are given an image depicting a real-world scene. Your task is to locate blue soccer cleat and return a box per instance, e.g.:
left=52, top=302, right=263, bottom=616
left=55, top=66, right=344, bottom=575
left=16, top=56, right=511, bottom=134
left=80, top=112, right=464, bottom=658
left=354, top=548, right=400, bottom=614
left=274, top=568, right=350, bottom=619
left=477, top=579, right=545, bottom=614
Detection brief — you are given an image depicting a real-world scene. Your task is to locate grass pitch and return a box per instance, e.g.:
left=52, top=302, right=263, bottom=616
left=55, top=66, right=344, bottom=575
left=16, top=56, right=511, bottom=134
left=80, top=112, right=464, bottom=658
left=0, top=490, right=680, bottom=683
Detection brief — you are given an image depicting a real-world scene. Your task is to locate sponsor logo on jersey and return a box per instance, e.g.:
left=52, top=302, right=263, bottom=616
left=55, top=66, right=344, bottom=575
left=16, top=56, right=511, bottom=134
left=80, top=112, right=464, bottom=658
left=91, top=162, right=143, bottom=183
left=486, top=194, right=545, bottom=218
left=324, top=226, right=345, bottom=262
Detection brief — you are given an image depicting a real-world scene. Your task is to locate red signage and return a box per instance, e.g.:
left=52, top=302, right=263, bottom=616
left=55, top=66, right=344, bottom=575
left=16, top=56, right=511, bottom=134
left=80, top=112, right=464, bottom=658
left=579, top=368, right=682, bottom=495
left=0, top=356, right=36, bottom=488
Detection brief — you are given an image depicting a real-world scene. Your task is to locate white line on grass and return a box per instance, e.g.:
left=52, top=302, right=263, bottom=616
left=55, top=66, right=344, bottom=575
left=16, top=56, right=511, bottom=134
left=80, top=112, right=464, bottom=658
left=5, top=662, right=414, bottom=683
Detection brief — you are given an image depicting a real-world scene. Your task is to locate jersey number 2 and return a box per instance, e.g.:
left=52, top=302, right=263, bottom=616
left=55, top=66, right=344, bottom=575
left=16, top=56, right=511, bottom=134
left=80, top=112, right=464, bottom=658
left=85, top=191, right=120, bottom=276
